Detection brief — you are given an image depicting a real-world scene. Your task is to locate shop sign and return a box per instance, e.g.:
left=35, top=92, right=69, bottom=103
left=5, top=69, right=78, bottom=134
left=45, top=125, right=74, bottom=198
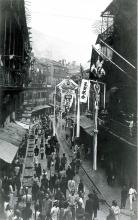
left=80, top=79, right=90, bottom=103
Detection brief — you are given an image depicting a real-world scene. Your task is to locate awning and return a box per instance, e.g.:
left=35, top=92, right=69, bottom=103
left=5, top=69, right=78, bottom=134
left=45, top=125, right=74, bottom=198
left=8, top=122, right=26, bottom=136
left=84, top=126, right=94, bottom=136
left=69, top=115, right=94, bottom=136
left=0, top=122, right=26, bottom=146
left=80, top=116, right=94, bottom=129
left=0, top=139, right=18, bottom=163
left=32, top=105, right=51, bottom=113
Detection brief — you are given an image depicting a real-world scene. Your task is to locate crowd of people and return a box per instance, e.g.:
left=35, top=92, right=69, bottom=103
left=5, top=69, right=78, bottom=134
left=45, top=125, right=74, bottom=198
left=0, top=114, right=137, bottom=220
left=31, top=116, right=100, bottom=220
left=0, top=116, right=100, bottom=220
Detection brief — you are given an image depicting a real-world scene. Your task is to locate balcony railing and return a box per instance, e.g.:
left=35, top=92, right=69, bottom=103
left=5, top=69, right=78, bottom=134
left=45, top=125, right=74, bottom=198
left=98, top=24, right=114, bottom=43
left=98, top=116, right=137, bottom=146
left=0, top=67, right=24, bottom=88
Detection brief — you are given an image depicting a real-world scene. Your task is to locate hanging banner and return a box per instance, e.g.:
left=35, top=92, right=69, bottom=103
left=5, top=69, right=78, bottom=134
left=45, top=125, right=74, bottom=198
left=57, top=79, right=78, bottom=112
left=65, top=94, right=73, bottom=108
left=80, top=79, right=90, bottom=103
left=63, top=90, right=74, bottom=112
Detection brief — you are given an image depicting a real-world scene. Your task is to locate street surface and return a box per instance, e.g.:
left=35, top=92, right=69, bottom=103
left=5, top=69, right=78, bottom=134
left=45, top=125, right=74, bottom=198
left=19, top=117, right=137, bottom=220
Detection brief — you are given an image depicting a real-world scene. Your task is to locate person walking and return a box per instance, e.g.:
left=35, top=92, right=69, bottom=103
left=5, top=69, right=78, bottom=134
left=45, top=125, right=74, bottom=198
left=34, top=146, right=39, bottom=156
left=55, top=154, right=60, bottom=173
left=47, top=154, right=52, bottom=170
left=68, top=190, right=77, bottom=220
left=75, top=158, right=81, bottom=174
left=66, top=165, right=74, bottom=181
left=55, top=176, right=61, bottom=193
left=128, top=185, right=137, bottom=210
left=60, top=176, right=67, bottom=199
left=36, top=163, right=42, bottom=181
left=4, top=203, right=14, bottom=220
left=8, top=179, right=14, bottom=209
left=78, top=179, right=84, bottom=194
left=85, top=194, right=94, bottom=220
left=50, top=201, right=60, bottom=220
left=22, top=187, right=32, bottom=204
left=92, top=190, right=99, bottom=219
left=61, top=153, right=67, bottom=170
left=41, top=174, right=49, bottom=193
left=76, top=200, right=85, bottom=220
left=15, top=175, right=21, bottom=197
left=68, top=178, right=76, bottom=193
left=40, top=145, right=45, bottom=160
left=121, top=185, right=127, bottom=209
left=13, top=209, right=23, bottom=220
left=106, top=208, right=116, bottom=220
left=111, top=200, right=120, bottom=220
left=63, top=201, right=72, bottom=220
left=49, top=174, right=56, bottom=194
left=22, top=202, right=32, bottom=220
left=41, top=193, right=52, bottom=220
left=32, top=180, right=39, bottom=202
left=55, top=142, right=60, bottom=154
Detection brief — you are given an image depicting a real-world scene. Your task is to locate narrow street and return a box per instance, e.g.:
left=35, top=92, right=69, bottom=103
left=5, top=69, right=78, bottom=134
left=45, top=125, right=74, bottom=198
left=0, top=0, right=137, bottom=220
left=54, top=118, right=135, bottom=220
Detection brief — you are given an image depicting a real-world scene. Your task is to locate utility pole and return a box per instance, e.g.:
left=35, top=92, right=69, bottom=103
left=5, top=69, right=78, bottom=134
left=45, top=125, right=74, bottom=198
left=76, top=88, right=80, bottom=137
left=93, top=82, right=100, bottom=170
left=53, top=89, right=56, bottom=136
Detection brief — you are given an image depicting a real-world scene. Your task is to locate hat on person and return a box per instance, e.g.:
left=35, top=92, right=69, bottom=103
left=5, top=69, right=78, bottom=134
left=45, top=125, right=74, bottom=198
left=77, top=200, right=83, bottom=206
left=112, top=200, right=117, bottom=206
left=53, top=200, right=58, bottom=206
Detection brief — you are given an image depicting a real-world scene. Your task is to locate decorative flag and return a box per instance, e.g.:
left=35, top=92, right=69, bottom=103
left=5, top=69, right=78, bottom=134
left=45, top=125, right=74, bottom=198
left=80, top=79, right=90, bottom=103
left=90, top=46, right=106, bottom=79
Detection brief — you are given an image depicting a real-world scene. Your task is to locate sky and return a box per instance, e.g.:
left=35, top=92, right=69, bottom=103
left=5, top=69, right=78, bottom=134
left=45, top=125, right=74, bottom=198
left=27, top=0, right=112, bottom=65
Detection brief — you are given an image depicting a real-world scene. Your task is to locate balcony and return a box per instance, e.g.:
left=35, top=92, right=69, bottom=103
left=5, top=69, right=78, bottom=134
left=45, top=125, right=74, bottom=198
left=96, top=25, right=113, bottom=44
left=0, top=67, right=24, bottom=90
left=98, top=114, right=137, bottom=147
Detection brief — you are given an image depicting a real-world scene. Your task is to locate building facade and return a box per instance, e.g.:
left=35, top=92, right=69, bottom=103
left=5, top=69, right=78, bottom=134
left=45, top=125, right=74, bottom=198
left=0, top=0, right=31, bottom=125
left=89, top=0, right=137, bottom=186
left=23, top=57, right=68, bottom=115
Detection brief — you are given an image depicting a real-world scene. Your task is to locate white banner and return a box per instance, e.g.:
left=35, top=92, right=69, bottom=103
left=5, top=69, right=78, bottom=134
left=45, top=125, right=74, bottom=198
left=80, top=79, right=90, bottom=103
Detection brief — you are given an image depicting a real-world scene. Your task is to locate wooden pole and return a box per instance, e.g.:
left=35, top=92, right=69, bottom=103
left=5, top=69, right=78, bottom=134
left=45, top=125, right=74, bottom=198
left=93, top=83, right=100, bottom=170
left=88, top=80, right=90, bottom=111
left=4, top=12, right=7, bottom=66
left=93, top=104, right=98, bottom=170
left=76, top=89, right=80, bottom=137
left=53, top=88, right=56, bottom=136
left=60, top=89, right=63, bottom=130
left=103, top=83, right=106, bottom=109
left=100, top=39, right=136, bottom=69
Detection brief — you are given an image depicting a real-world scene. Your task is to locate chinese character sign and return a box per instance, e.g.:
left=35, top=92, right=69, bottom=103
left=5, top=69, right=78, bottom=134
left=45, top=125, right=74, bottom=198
left=80, top=79, right=90, bottom=103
